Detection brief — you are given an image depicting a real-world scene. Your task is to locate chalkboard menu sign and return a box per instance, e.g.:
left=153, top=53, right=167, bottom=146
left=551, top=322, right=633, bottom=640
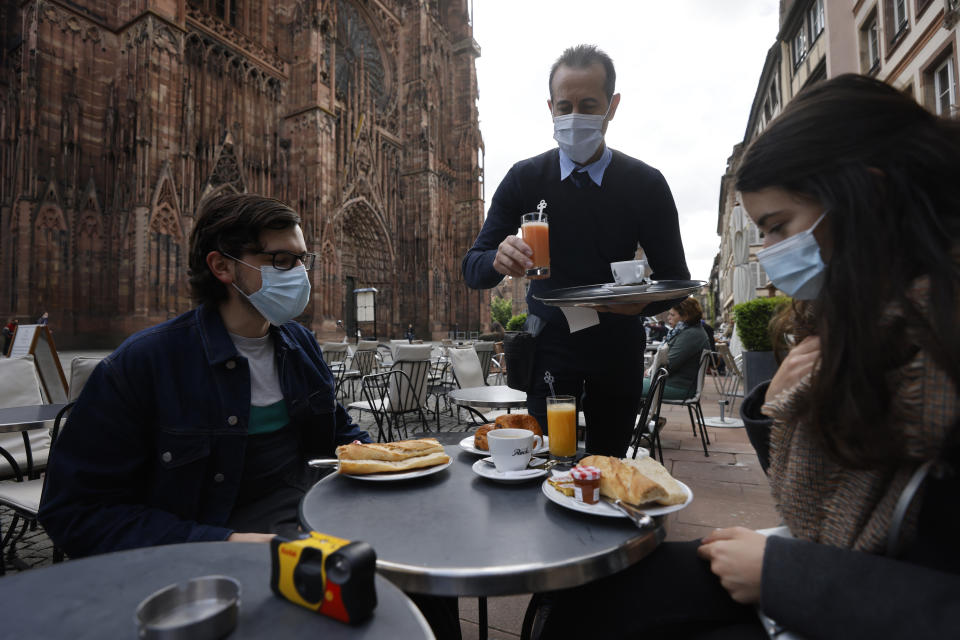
left=7, top=324, right=68, bottom=403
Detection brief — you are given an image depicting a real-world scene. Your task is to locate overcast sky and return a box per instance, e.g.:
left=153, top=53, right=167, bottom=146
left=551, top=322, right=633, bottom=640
left=471, top=0, right=781, bottom=282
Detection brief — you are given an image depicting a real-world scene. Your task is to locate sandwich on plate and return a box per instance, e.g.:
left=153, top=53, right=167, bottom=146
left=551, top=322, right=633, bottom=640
left=336, top=438, right=450, bottom=475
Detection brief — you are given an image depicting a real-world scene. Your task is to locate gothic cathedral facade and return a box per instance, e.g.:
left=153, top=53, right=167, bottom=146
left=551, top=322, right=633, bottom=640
left=0, top=0, right=486, bottom=343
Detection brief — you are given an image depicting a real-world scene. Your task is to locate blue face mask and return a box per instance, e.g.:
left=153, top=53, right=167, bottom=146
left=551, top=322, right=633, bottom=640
left=553, top=101, right=611, bottom=164
left=756, top=212, right=827, bottom=300
left=229, top=257, right=311, bottom=326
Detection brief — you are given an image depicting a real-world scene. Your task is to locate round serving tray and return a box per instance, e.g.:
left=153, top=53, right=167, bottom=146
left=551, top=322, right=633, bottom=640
left=534, top=280, right=706, bottom=308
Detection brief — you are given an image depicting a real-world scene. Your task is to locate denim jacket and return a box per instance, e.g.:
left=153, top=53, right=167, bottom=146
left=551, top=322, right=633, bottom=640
left=38, top=304, right=370, bottom=558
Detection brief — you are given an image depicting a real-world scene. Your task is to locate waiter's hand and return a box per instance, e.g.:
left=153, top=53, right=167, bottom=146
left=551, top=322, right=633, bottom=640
left=493, top=235, right=533, bottom=278
left=593, top=303, right=648, bottom=315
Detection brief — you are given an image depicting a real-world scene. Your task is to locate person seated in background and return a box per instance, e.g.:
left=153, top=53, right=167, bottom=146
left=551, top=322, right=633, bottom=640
left=40, top=194, right=371, bottom=555
left=535, top=74, right=959, bottom=638
left=641, top=297, right=710, bottom=401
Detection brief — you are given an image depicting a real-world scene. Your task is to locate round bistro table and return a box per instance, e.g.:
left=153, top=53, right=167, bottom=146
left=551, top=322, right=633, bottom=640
left=299, top=444, right=663, bottom=596
left=447, top=385, right=527, bottom=410
left=0, top=541, right=434, bottom=639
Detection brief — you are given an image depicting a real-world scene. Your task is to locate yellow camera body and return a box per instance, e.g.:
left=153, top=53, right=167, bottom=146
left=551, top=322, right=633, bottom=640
left=270, top=531, right=377, bottom=624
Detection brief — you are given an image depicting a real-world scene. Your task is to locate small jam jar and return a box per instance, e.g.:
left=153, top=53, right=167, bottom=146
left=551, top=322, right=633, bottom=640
left=570, top=465, right=601, bottom=504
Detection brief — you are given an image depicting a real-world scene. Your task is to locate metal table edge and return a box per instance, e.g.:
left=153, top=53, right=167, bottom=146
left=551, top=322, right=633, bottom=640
left=374, top=522, right=665, bottom=597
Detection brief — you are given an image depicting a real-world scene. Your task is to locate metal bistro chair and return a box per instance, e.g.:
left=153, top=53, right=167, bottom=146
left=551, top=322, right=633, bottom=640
left=0, top=356, right=51, bottom=481
left=662, top=349, right=713, bottom=457
left=342, top=341, right=379, bottom=399
left=473, top=341, right=495, bottom=385
left=321, top=342, right=349, bottom=397
left=445, top=347, right=496, bottom=427
left=630, top=367, right=669, bottom=463
left=0, top=355, right=101, bottom=574
left=348, top=345, right=432, bottom=442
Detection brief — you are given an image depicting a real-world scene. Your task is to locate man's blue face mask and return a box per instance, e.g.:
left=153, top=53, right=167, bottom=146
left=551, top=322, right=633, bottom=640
left=756, top=212, right=827, bottom=300
left=227, top=256, right=311, bottom=326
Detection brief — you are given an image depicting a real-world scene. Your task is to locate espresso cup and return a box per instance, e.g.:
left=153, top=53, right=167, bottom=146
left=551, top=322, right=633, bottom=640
left=487, top=428, right=544, bottom=473
left=610, top=259, right=649, bottom=285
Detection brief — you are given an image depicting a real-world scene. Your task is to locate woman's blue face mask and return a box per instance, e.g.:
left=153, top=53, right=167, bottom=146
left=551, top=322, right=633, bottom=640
left=756, top=212, right=828, bottom=300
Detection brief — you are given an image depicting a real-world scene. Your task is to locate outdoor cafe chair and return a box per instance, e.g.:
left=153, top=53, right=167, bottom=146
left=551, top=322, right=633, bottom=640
left=714, top=343, right=744, bottom=414
left=630, top=367, right=669, bottom=463
left=0, top=356, right=51, bottom=480
left=446, top=347, right=496, bottom=426
left=473, top=341, right=495, bottom=385
left=342, top=341, right=379, bottom=399
left=662, top=349, right=713, bottom=457
left=321, top=342, right=349, bottom=397
left=347, top=345, right=432, bottom=441
left=0, top=355, right=101, bottom=574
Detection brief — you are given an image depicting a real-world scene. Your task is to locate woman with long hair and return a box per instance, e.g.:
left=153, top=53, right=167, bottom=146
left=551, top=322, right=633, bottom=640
left=535, top=74, right=959, bottom=639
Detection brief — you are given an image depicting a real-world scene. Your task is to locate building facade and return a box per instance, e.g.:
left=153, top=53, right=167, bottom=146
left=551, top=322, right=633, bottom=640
left=0, top=0, right=486, bottom=345
left=714, top=0, right=958, bottom=322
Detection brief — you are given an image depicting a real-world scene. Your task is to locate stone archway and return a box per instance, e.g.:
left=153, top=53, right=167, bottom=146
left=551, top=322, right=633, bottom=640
left=331, top=199, right=396, bottom=336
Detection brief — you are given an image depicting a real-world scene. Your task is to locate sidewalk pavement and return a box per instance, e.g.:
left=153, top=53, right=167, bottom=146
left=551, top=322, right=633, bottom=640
left=1, top=354, right=778, bottom=639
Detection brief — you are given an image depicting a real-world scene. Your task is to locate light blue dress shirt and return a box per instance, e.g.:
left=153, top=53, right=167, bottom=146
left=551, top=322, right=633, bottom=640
left=558, top=144, right=613, bottom=186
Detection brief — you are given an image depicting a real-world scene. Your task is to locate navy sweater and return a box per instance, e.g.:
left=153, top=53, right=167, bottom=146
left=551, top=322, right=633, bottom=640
left=462, top=148, right=690, bottom=329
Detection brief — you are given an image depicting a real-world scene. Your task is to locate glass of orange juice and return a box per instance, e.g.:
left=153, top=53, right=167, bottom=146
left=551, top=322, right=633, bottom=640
left=547, top=395, right=577, bottom=465
left=521, top=212, right=550, bottom=279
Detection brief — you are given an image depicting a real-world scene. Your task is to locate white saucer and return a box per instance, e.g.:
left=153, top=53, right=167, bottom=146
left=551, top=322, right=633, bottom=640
left=471, top=458, right=549, bottom=483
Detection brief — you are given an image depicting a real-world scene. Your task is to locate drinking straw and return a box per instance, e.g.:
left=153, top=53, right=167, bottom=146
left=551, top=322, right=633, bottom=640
left=544, top=370, right=557, bottom=397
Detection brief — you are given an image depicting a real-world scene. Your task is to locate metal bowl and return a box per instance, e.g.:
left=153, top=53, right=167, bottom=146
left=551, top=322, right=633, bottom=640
left=135, top=575, right=240, bottom=640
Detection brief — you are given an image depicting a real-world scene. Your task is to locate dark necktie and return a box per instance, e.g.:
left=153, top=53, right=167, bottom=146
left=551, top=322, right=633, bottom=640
left=569, top=170, right=589, bottom=189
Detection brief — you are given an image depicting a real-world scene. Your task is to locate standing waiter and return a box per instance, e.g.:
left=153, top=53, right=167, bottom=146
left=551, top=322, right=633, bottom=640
left=462, top=44, right=689, bottom=456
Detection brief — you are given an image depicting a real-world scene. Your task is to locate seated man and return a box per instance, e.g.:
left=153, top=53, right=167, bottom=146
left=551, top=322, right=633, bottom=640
left=39, top=194, right=371, bottom=554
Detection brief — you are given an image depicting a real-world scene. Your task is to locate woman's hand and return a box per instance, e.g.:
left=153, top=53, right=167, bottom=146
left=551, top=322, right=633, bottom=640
left=697, top=527, right=767, bottom=605
left=493, top=235, right=533, bottom=278
left=765, top=335, right=820, bottom=404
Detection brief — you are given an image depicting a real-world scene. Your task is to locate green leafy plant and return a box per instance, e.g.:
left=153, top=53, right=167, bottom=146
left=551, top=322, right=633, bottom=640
left=505, top=313, right=527, bottom=332
left=732, top=297, right=791, bottom=351
left=490, top=296, right=512, bottom=328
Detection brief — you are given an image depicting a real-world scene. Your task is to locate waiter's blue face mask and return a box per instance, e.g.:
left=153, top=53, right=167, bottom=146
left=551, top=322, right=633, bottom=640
left=756, top=212, right=828, bottom=300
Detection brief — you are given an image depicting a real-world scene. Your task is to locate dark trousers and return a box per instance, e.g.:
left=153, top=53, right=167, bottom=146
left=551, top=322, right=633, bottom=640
left=526, top=321, right=645, bottom=457
left=538, top=541, right=765, bottom=639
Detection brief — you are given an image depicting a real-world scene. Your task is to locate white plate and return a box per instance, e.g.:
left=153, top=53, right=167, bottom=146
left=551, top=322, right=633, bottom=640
left=459, top=435, right=550, bottom=456
left=540, top=476, right=693, bottom=518
left=471, top=458, right=549, bottom=483
left=340, top=459, right=453, bottom=481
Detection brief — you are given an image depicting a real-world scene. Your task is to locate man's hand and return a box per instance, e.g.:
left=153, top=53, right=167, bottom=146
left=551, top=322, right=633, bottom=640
left=493, top=235, right=533, bottom=278
left=697, top=527, right=767, bottom=604
left=228, top=532, right=276, bottom=543
left=764, top=335, right=820, bottom=404
left=592, top=303, right=648, bottom=315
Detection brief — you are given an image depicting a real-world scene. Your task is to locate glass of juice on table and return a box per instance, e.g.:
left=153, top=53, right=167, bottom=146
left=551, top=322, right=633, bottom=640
left=521, top=212, right=550, bottom=279
left=547, top=395, right=577, bottom=467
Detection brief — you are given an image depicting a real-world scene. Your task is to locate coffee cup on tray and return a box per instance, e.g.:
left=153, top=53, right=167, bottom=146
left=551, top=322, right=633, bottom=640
left=610, top=259, right=649, bottom=285
left=487, top=428, right=544, bottom=473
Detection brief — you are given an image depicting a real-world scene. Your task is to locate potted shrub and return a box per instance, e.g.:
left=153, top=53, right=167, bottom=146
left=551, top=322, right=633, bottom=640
left=732, top=296, right=791, bottom=393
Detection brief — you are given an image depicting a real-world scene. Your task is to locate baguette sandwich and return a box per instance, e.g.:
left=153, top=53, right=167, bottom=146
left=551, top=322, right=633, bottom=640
left=335, top=438, right=450, bottom=475
left=579, top=455, right=686, bottom=506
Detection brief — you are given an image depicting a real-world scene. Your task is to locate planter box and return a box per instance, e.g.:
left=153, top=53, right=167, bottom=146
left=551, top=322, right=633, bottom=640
left=742, top=350, right=778, bottom=396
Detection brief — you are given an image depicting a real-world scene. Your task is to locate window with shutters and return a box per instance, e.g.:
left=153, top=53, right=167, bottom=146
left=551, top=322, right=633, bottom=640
left=859, top=9, right=881, bottom=74
left=934, top=57, right=957, bottom=116
left=808, top=0, right=825, bottom=43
